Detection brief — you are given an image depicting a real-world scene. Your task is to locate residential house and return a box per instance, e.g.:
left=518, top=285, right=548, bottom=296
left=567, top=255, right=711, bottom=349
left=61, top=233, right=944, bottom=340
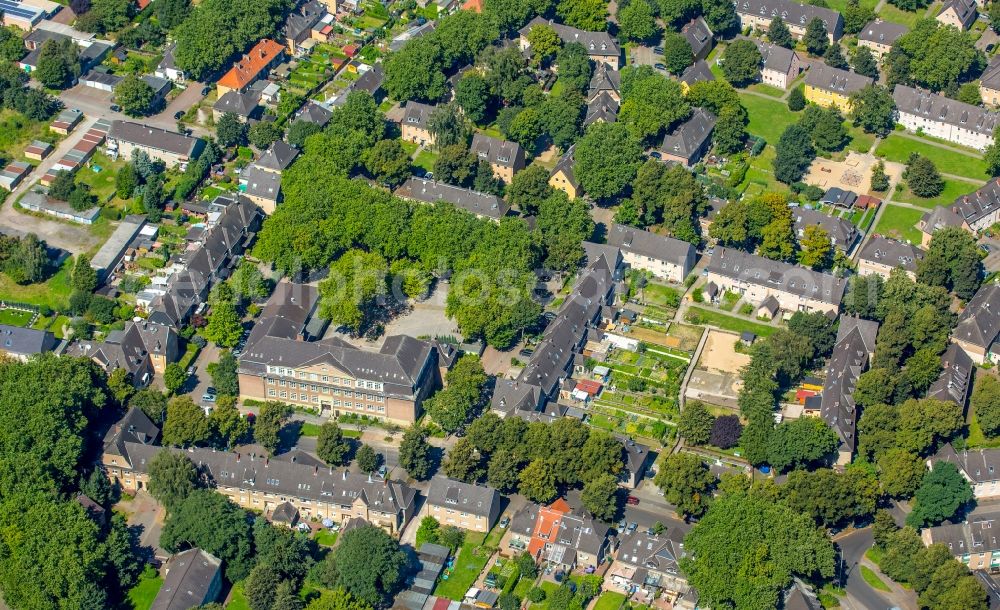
left=619, top=438, right=653, bottom=488
left=20, top=24, right=111, bottom=75
left=926, top=343, right=974, bottom=407
left=918, top=205, right=970, bottom=247
left=609, top=528, right=694, bottom=609
left=102, top=434, right=417, bottom=533
left=66, top=320, right=179, bottom=386
left=256, top=140, right=299, bottom=174
left=937, top=0, right=978, bottom=30
left=400, top=101, right=436, bottom=146
left=295, top=100, right=332, bottom=126
left=678, top=60, right=715, bottom=92
left=821, top=187, right=858, bottom=208
left=154, top=43, right=186, bottom=83
left=0, top=324, right=57, bottom=360
left=704, top=246, right=847, bottom=315
left=505, top=498, right=612, bottom=570
left=425, top=477, right=502, bottom=532
left=151, top=549, right=223, bottom=610
left=982, top=54, right=1000, bottom=107
left=395, top=178, right=510, bottom=221
left=857, top=235, right=924, bottom=279
left=857, top=20, right=907, bottom=59
left=239, top=164, right=282, bottom=214
left=783, top=580, right=823, bottom=610
left=213, top=88, right=264, bottom=122
left=283, top=0, right=327, bottom=55
left=107, top=121, right=204, bottom=167
left=518, top=18, right=621, bottom=69
left=931, top=445, right=1000, bottom=502
left=952, top=282, right=1000, bottom=364
left=804, top=65, right=873, bottom=112
left=733, top=0, right=844, bottom=41
left=216, top=39, right=285, bottom=97
left=948, top=178, right=1000, bottom=232
left=819, top=316, right=879, bottom=464
left=588, top=63, right=621, bottom=102
left=682, top=17, right=713, bottom=60
left=659, top=108, right=716, bottom=166
left=584, top=91, right=619, bottom=127
left=332, top=65, right=385, bottom=106
left=549, top=147, right=580, bottom=199
left=745, top=37, right=801, bottom=89
left=792, top=207, right=859, bottom=252
left=606, top=223, right=697, bottom=283
left=894, top=85, right=1000, bottom=151
left=922, top=506, right=1000, bottom=571
left=470, top=133, right=525, bottom=183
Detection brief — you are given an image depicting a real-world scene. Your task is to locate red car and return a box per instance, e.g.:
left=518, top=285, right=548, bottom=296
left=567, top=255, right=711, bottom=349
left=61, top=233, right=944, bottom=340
left=626, top=496, right=639, bottom=506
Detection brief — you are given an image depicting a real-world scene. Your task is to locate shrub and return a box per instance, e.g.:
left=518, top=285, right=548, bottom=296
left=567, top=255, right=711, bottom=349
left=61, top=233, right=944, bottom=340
left=710, top=415, right=743, bottom=449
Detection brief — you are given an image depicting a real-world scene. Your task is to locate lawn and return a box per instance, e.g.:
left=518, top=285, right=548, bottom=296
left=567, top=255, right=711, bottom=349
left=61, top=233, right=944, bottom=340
left=846, top=126, right=876, bottom=155
left=401, top=141, right=419, bottom=156
left=313, top=529, right=338, bottom=546
left=860, top=566, right=891, bottom=592
left=825, top=0, right=876, bottom=10
left=528, top=581, right=562, bottom=610
left=300, top=422, right=322, bottom=437
left=967, top=410, right=1000, bottom=449
left=593, top=592, right=627, bottom=610
left=892, top=177, right=979, bottom=209
left=433, top=530, right=495, bottom=601
left=685, top=306, right=777, bottom=337
left=738, top=93, right=800, bottom=145
left=0, top=258, right=74, bottom=310
left=127, top=566, right=162, bottom=610
left=875, top=134, right=988, bottom=182
left=877, top=3, right=928, bottom=28
left=738, top=145, right=787, bottom=196
left=748, top=83, right=785, bottom=98
left=76, top=153, right=124, bottom=202
left=227, top=581, right=251, bottom=610
left=413, top=149, right=437, bottom=172
left=0, top=308, right=33, bottom=326
left=872, top=204, right=924, bottom=244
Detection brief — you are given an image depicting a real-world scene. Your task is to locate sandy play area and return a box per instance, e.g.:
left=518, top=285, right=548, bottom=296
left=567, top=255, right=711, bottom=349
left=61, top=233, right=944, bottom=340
left=804, top=152, right=902, bottom=195
left=697, top=329, right=751, bottom=372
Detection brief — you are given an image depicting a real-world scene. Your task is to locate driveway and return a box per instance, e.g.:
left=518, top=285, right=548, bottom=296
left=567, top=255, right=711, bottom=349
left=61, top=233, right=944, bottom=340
left=630, top=45, right=659, bottom=67
left=182, top=342, right=221, bottom=406
left=980, top=237, right=1000, bottom=273
left=59, top=82, right=211, bottom=137
left=152, top=82, right=209, bottom=129
left=116, top=490, right=168, bottom=559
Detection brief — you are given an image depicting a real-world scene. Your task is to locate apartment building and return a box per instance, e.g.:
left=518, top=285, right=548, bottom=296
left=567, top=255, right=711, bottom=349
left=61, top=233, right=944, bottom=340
left=66, top=320, right=178, bottom=387
left=952, top=282, right=1000, bottom=365
left=470, top=133, right=525, bottom=183
left=518, top=17, right=621, bottom=69
left=926, top=344, right=974, bottom=407
left=400, top=101, right=436, bottom=146
left=857, top=20, right=907, bottom=58
left=704, top=247, right=847, bottom=315
left=425, top=477, right=501, bottom=533
left=106, top=121, right=204, bottom=168
left=606, top=223, right=696, bottom=283
left=804, top=65, right=873, bottom=112
left=819, top=316, right=879, bottom=464
left=949, top=178, right=1000, bottom=232
left=549, top=147, right=580, bottom=199
left=505, top=498, right=612, bottom=570
left=893, top=85, right=1000, bottom=152
left=931, top=444, right=1000, bottom=502
left=791, top=207, right=859, bottom=252
left=216, top=39, right=285, bottom=97
left=922, top=506, right=1000, bottom=572
left=660, top=108, right=716, bottom=167
left=733, top=0, right=843, bottom=41
left=609, top=529, right=695, bottom=610
left=981, top=55, right=1000, bottom=107
left=936, top=0, right=978, bottom=30
left=745, top=37, right=802, bottom=89
left=856, top=236, right=924, bottom=280
left=395, top=178, right=511, bottom=221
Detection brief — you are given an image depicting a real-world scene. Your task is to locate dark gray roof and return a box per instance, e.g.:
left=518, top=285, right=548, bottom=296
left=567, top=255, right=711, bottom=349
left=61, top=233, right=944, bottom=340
left=682, top=17, right=713, bottom=58
left=804, top=65, right=872, bottom=96
left=519, top=17, right=620, bottom=58
left=619, top=437, right=649, bottom=476
left=152, top=548, right=221, bottom=610
left=857, top=20, right=908, bottom=46
left=271, top=501, right=299, bottom=523
left=108, top=121, right=203, bottom=158
left=395, top=178, right=510, bottom=220
left=954, top=283, right=1000, bottom=349
left=921, top=205, right=966, bottom=233
left=679, top=60, right=715, bottom=86
left=0, top=324, right=57, bottom=356
left=614, top=527, right=687, bottom=575
left=509, top=501, right=611, bottom=559
left=296, top=101, right=332, bottom=126
left=607, top=223, right=697, bottom=267
left=735, top=0, right=844, bottom=34
left=103, top=407, right=160, bottom=455
left=783, top=580, right=822, bottom=610
left=584, top=91, right=619, bottom=126
left=158, top=43, right=178, bottom=71
left=983, top=54, right=1000, bottom=91
left=939, top=0, right=978, bottom=28
left=426, top=477, right=500, bottom=518
left=936, top=445, right=1000, bottom=486
left=923, top=501, right=1000, bottom=554
left=858, top=236, right=923, bottom=273
left=950, top=178, right=1000, bottom=227
left=248, top=280, right=321, bottom=344
left=353, top=65, right=384, bottom=96
left=894, top=85, right=1000, bottom=139
left=927, top=343, right=973, bottom=406
left=588, top=63, right=620, bottom=99
left=214, top=89, right=261, bottom=117
left=819, top=316, right=879, bottom=453
left=470, top=133, right=524, bottom=170
left=742, top=36, right=797, bottom=74
left=142, top=75, right=172, bottom=99
left=706, top=246, right=847, bottom=305
left=83, top=69, right=121, bottom=88
left=240, top=164, right=281, bottom=202
left=402, top=101, right=435, bottom=130
left=283, top=0, right=326, bottom=42
left=791, top=207, right=858, bottom=250
left=759, top=295, right=779, bottom=315
left=821, top=187, right=858, bottom=207
left=256, top=140, right=299, bottom=172
left=660, top=108, right=715, bottom=160
left=491, top=379, right=545, bottom=416
left=550, top=147, right=578, bottom=189
left=66, top=320, right=177, bottom=379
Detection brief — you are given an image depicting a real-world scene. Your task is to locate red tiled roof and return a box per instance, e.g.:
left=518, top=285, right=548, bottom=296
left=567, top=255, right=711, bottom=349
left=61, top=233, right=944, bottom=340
left=217, top=39, right=284, bottom=91
left=574, top=379, right=603, bottom=395
left=462, top=0, right=483, bottom=11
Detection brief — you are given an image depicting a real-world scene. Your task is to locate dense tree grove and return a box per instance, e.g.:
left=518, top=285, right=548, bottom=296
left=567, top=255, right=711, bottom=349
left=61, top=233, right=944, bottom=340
left=888, top=19, right=985, bottom=93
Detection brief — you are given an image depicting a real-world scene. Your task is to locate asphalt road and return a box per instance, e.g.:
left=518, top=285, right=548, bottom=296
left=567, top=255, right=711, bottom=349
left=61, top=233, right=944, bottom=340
left=58, top=80, right=211, bottom=137
left=836, top=528, right=915, bottom=610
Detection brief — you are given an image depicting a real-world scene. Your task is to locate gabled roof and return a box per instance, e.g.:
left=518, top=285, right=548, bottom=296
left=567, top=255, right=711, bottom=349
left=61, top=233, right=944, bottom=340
left=791, top=207, right=858, bottom=250
left=550, top=146, right=579, bottom=189
left=950, top=178, right=1000, bottom=226
left=805, top=64, right=873, bottom=95
left=108, top=121, right=202, bottom=158
left=0, top=324, right=56, bottom=356
left=518, top=17, right=620, bottom=58
left=402, top=101, right=435, bottom=129
left=240, top=164, right=281, bottom=202
left=152, top=548, right=221, bottom=610
left=894, top=84, right=1000, bottom=138
left=588, top=63, right=620, bottom=99
left=470, top=133, right=523, bottom=169
left=939, top=0, right=978, bottom=28
left=217, top=39, right=284, bottom=91
left=857, top=19, right=907, bottom=46
left=933, top=444, right=1000, bottom=486
left=983, top=54, right=1000, bottom=92
left=607, top=223, right=696, bottom=267
left=256, top=140, right=299, bottom=172
left=926, top=343, right=973, bottom=406
left=426, top=477, right=500, bottom=518
left=819, top=316, right=879, bottom=453
left=953, top=283, right=1000, bottom=349
left=740, top=36, right=797, bottom=74
left=681, top=17, right=713, bottom=57
left=213, top=89, right=262, bottom=117
left=706, top=246, right=847, bottom=305
left=395, top=178, right=510, bottom=220
left=584, top=91, right=619, bottom=126
left=858, top=235, right=923, bottom=273
left=733, top=0, right=843, bottom=33
left=679, top=60, right=715, bottom=86
left=921, top=205, right=967, bottom=233
left=615, top=528, right=687, bottom=575
left=660, top=108, right=716, bottom=160
left=295, top=100, right=332, bottom=126
left=283, top=0, right=326, bottom=43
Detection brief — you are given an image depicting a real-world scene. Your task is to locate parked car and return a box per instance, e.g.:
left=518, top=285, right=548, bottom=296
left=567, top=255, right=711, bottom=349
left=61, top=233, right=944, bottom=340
left=519, top=348, right=534, bottom=358
left=653, top=46, right=664, bottom=54
left=201, top=86, right=210, bottom=96
left=174, top=111, right=185, bottom=120
left=499, top=516, right=511, bottom=528
left=627, top=522, right=638, bottom=533
left=186, top=365, right=195, bottom=376
left=377, top=465, right=388, bottom=478
left=201, top=393, right=216, bottom=403
left=649, top=151, right=662, bottom=159
left=626, top=495, right=640, bottom=506
left=110, top=104, right=121, bottom=112
left=654, top=63, right=666, bottom=71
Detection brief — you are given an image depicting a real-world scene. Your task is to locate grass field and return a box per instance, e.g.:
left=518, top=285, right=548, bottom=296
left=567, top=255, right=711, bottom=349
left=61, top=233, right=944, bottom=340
left=0, top=259, right=73, bottom=310
left=875, top=134, right=988, bottom=182
left=0, top=308, right=33, bottom=326
left=528, top=581, right=563, bottom=610
left=967, top=410, right=1000, bottom=449
left=0, top=108, right=58, bottom=161
left=846, top=126, right=876, bottom=155
left=825, top=0, right=876, bottom=10
left=685, top=306, right=777, bottom=337
left=860, top=566, right=891, bottom=592
left=313, top=529, right=339, bottom=546
left=593, top=592, right=627, bottom=610
left=127, top=566, right=162, bottom=610
left=738, top=93, right=800, bottom=145
left=413, top=149, right=437, bottom=172
left=877, top=3, right=928, bottom=28
left=748, top=83, right=785, bottom=98
left=892, top=177, right=979, bottom=209
left=76, top=153, right=124, bottom=202
left=872, top=204, right=924, bottom=243
left=433, top=530, right=494, bottom=600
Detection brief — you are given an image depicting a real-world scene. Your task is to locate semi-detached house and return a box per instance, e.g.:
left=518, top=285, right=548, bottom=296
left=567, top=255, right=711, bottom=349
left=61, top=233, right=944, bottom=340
left=804, top=65, right=872, bottom=112
left=505, top=498, right=612, bottom=570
